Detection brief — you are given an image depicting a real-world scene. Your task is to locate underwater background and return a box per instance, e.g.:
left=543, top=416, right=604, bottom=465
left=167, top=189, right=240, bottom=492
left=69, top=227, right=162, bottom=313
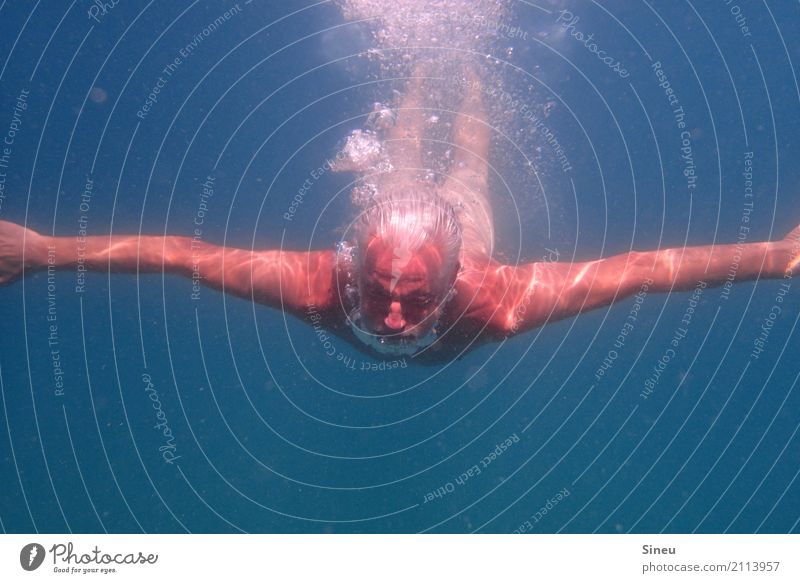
left=0, top=0, right=798, bottom=533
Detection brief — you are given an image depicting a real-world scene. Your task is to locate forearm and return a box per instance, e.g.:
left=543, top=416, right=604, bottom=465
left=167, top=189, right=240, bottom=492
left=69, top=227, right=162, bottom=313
left=636, top=239, right=787, bottom=292
left=562, top=239, right=790, bottom=316
left=44, top=233, right=192, bottom=275
left=568, top=238, right=796, bottom=318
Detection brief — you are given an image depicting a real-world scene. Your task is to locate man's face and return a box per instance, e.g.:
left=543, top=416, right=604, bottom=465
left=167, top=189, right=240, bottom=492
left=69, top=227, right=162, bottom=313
left=358, top=237, right=450, bottom=343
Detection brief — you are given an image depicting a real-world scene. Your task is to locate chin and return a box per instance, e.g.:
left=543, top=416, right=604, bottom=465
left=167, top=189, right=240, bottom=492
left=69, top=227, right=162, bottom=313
left=353, top=323, right=438, bottom=357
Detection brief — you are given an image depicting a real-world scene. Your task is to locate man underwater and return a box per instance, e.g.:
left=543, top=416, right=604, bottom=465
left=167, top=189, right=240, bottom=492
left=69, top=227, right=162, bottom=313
left=2, top=66, right=800, bottom=363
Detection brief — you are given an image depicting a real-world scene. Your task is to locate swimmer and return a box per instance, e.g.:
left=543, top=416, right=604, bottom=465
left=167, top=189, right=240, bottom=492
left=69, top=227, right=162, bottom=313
left=2, top=66, right=800, bottom=362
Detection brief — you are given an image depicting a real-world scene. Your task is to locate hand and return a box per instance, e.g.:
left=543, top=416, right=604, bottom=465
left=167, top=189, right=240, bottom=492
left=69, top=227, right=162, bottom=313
left=0, top=220, right=49, bottom=285
left=779, top=223, right=800, bottom=276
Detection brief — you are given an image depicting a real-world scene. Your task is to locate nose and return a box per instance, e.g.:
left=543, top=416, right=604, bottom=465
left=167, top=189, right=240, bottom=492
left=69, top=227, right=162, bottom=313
left=384, top=301, right=406, bottom=330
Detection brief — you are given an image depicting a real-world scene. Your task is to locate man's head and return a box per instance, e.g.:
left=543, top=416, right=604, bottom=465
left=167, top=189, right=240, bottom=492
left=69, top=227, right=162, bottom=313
left=352, top=190, right=461, bottom=352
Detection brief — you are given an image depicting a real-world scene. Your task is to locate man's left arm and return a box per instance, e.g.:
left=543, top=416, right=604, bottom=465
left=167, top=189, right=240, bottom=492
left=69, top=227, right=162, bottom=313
left=491, top=225, right=800, bottom=335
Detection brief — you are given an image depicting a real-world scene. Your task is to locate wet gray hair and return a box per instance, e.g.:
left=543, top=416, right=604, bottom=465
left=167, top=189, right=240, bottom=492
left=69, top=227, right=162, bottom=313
left=355, top=189, right=462, bottom=288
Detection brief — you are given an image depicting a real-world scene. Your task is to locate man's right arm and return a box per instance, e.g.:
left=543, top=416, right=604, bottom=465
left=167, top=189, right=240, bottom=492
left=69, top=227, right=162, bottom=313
left=0, top=220, right=337, bottom=315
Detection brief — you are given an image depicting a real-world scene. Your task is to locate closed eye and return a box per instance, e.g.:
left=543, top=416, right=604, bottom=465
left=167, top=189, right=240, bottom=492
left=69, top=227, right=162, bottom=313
left=407, top=293, right=435, bottom=306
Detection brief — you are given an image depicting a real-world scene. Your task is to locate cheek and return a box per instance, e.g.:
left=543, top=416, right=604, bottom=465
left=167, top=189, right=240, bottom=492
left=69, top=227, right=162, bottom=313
left=404, top=306, right=435, bottom=324
left=360, top=301, right=386, bottom=325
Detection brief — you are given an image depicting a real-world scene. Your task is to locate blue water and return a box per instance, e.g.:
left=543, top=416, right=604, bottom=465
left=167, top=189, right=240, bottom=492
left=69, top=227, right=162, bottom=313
left=0, top=1, right=799, bottom=533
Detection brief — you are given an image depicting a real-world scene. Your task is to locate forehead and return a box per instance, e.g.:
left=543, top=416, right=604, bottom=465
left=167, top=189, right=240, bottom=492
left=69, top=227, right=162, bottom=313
left=363, top=237, right=443, bottom=283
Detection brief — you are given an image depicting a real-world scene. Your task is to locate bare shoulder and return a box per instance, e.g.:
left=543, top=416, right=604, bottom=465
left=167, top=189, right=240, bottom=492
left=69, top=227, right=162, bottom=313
left=447, top=255, right=530, bottom=336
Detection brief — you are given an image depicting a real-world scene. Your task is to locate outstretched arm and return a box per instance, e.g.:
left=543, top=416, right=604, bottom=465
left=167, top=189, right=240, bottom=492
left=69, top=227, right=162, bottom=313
left=479, top=225, right=800, bottom=335
left=0, top=220, right=336, bottom=315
